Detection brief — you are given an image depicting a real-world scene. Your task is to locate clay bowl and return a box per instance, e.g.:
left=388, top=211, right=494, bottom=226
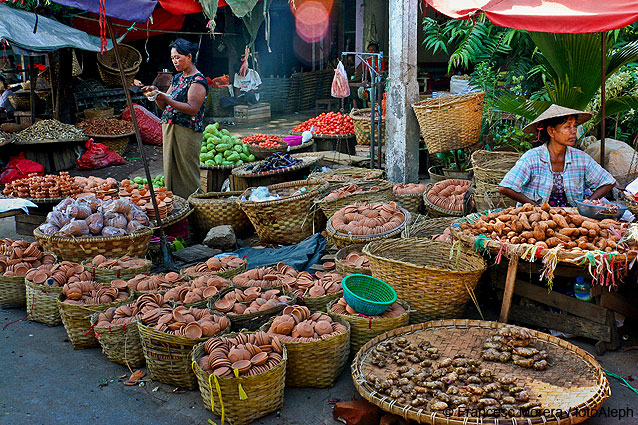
left=251, top=352, right=268, bottom=366
left=231, top=359, right=252, bottom=374
left=315, top=320, right=333, bottom=335
left=184, top=322, right=203, bottom=338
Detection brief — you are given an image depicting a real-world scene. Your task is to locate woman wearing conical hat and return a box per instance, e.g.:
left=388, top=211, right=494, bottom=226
left=499, top=105, right=616, bottom=207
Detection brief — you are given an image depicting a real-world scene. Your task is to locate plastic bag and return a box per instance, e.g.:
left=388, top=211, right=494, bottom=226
left=76, top=139, right=125, bottom=170
left=102, top=226, right=127, bottom=237
left=86, top=213, right=104, bottom=235
left=0, top=153, right=44, bottom=184
left=59, top=220, right=90, bottom=237
left=331, top=61, right=350, bottom=98
left=122, top=104, right=162, bottom=146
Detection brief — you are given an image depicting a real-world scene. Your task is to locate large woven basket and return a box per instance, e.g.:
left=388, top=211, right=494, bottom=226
left=473, top=187, right=517, bottom=212
left=327, top=298, right=410, bottom=355
left=412, top=92, right=484, bottom=154
left=326, top=208, right=411, bottom=249
left=301, top=291, right=343, bottom=313
left=191, top=340, right=287, bottom=425
left=0, top=274, right=26, bottom=308
left=335, top=244, right=372, bottom=276
left=246, top=140, right=289, bottom=160
left=97, top=44, right=141, bottom=87
left=25, top=279, right=63, bottom=326
left=393, top=192, right=424, bottom=215
left=205, top=86, right=231, bottom=117
left=57, top=293, right=134, bottom=349
left=84, top=132, right=133, bottom=155
left=308, top=166, right=385, bottom=184
left=260, top=315, right=350, bottom=388
left=90, top=313, right=145, bottom=369
left=34, top=227, right=153, bottom=263
left=83, top=258, right=152, bottom=284
left=352, top=319, right=611, bottom=425
left=137, top=321, right=218, bottom=390
left=188, top=191, right=253, bottom=236
left=423, top=183, right=466, bottom=218
left=350, top=108, right=385, bottom=146
left=471, top=150, right=522, bottom=193
left=401, top=215, right=457, bottom=239
left=363, top=239, right=486, bottom=324
left=237, top=180, right=328, bottom=245
left=314, top=180, right=393, bottom=219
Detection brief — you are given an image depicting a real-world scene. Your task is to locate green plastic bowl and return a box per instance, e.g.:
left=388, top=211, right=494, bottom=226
left=341, top=274, right=397, bottom=316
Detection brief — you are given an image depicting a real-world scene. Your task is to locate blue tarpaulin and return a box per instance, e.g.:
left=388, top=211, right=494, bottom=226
left=52, top=0, right=157, bottom=23
left=232, top=233, right=326, bottom=272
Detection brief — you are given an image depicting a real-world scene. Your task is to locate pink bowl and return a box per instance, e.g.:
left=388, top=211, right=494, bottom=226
left=283, top=136, right=303, bottom=147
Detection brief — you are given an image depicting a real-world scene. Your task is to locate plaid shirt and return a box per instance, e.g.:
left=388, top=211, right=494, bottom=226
left=499, top=144, right=616, bottom=206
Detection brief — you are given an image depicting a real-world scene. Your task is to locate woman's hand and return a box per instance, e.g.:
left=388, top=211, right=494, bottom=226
left=141, top=85, right=158, bottom=93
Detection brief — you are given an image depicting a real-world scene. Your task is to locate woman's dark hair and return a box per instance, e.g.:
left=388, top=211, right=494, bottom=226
left=367, top=42, right=380, bottom=52
left=537, top=114, right=573, bottom=143
left=169, top=39, right=198, bottom=58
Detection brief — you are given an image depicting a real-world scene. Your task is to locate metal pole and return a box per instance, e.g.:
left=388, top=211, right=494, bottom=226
left=106, top=18, right=175, bottom=269
left=370, top=82, right=376, bottom=169
left=600, top=32, right=606, bottom=169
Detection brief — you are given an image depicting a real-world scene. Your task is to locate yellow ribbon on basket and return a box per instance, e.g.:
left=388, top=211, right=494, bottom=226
left=191, top=361, right=226, bottom=425
left=449, top=240, right=462, bottom=269
left=233, top=368, right=248, bottom=400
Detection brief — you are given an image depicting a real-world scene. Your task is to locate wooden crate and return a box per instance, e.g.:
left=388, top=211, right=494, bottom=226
left=14, top=206, right=51, bottom=236
left=234, top=103, right=271, bottom=123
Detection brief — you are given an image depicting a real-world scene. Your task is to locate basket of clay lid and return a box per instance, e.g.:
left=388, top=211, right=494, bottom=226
left=90, top=298, right=145, bottom=369
left=0, top=240, right=51, bottom=309
left=314, top=180, right=393, bottom=219
left=296, top=271, right=344, bottom=313
left=260, top=305, right=350, bottom=387
left=423, top=179, right=470, bottom=218
left=335, top=244, right=372, bottom=276
left=122, top=272, right=188, bottom=298
left=162, top=275, right=231, bottom=309
left=327, top=297, right=410, bottom=354
left=401, top=215, right=457, bottom=242
left=209, top=286, right=297, bottom=331
left=137, top=303, right=231, bottom=389
left=181, top=255, right=247, bottom=280
left=57, top=281, right=133, bottom=349
left=392, top=183, right=427, bottom=215
left=188, top=191, right=254, bottom=236
left=82, top=255, right=151, bottom=283
left=191, top=331, right=287, bottom=425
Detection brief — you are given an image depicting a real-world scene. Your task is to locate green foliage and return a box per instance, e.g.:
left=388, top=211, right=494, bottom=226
left=435, top=149, right=470, bottom=171
left=487, top=122, right=536, bottom=153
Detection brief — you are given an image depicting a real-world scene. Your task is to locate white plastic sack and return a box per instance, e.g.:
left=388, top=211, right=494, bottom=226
left=581, top=137, right=638, bottom=186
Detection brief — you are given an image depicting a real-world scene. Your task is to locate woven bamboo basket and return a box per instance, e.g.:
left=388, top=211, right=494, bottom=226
left=350, top=108, right=385, bottom=146
left=363, top=239, right=486, bottom=324
left=247, top=140, right=289, bottom=160
left=308, top=166, right=385, bottom=184
left=352, top=319, right=611, bottom=425
left=624, top=192, right=638, bottom=216
left=181, top=262, right=247, bottom=281
left=401, top=215, right=457, bottom=239
left=423, top=183, right=466, bottom=218
left=34, top=227, right=153, bottom=262
left=327, top=298, right=410, bottom=355
left=393, top=192, right=424, bottom=215
left=84, top=132, right=133, bottom=155
left=90, top=313, right=145, bottom=369
left=57, top=292, right=134, bottom=349
left=314, top=180, right=393, bottom=219
left=301, top=291, right=343, bottom=312
left=205, top=86, right=231, bottom=117
left=326, top=208, right=411, bottom=249
left=412, top=92, right=484, bottom=154
left=335, top=244, right=372, bottom=276
left=97, top=44, right=141, bottom=87
left=137, top=320, right=224, bottom=389
left=25, top=279, right=63, bottom=326
left=0, top=274, right=26, bottom=308
left=82, top=258, right=152, bottom=284
left=428, top=166, right=446, bottom=183
left=191, top=340, right=287, bottom=425
left=260, top=315, right=350, bottom=388
left=471, top=150, right=522, bottom=193
left=188, top=191, right=253, bottom=236
left=473, top=187, right=517, bottom=212
left=237, top=180, right=328, bottom=245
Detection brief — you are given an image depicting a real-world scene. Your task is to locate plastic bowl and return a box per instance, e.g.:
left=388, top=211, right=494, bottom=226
left=575, top=200, right=627, bottom=220
left=282, top=136, right=303, bottom=147
left=341, top=274, right=397, bottom=316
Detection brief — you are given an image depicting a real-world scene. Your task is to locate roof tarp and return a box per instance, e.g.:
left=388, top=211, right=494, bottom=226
left=425, top=0, right=638, bottom=33
left=52, top=0, right=158, bottom=23
left=0, top=3, right=114, bottom=52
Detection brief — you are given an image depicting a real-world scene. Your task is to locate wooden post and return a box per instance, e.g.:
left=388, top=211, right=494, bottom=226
left=499, top=256, right=520, bottom=323
left=28, top=56, right=36, bottom=124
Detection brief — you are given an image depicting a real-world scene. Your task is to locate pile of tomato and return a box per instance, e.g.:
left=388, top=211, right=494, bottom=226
left=242, top=134, right=283, bottom=147
left=291, top=112, right=354, bottom=135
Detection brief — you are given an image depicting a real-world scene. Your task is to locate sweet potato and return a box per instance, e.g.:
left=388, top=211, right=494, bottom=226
left=520, top=231, right=534, bottom=240
left=569, top=215, right=586, bottom=226
left=510, top=236, right=521, bottom=244
left=499, top=214, right=514, bottom=222
left=533, top=226, right=546, bottom=241
left=545, top=237, right=561, bottom=248
left=536, top=241, right=549, bottom=249
left=559, top=227, right=579, bottom=237
left=541, top=202, right=551, bottom=212
left=519, top=214, right=532, bottom=230
left=529, top=212, right=541, bottom=222
left=581, top=221, right=600, bottom=232
left=528, top=238, right=537, bottom=244
left=522, top=203, right=534, bottom=212
left=553, top=233, right=571, bottom=243
left=552, top=214, right=568, bottom=228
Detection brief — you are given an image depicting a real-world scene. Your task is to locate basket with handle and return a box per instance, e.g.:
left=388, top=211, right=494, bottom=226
left=25, top=278, right=63, bottom=326
left=350, top=108, right=385, bottom=146
left=188, top=191, right=254, bottom=236
left=411, top=92, right=484, bottom=154
left=90, top=312, right=145, bottom=369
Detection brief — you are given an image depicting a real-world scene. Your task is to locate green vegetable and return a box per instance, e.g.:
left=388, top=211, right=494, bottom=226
left=215, top=144, right=231, bottom=153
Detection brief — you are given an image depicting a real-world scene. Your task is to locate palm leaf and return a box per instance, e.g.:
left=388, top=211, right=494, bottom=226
left=591, top=95, right=638, bottom=124
left=491, top=92, right=551, bottom=121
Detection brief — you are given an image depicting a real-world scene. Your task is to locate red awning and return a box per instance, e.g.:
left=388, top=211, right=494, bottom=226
left=157, top=0, right=229, bottom=15
left=425, top=0, right=638, bottom=33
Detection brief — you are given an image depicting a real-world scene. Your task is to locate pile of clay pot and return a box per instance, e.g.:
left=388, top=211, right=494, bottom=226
left=197, top=331, right=284, bottom=377
left=212, top=287, right=293, bottom=316
left=114, top=272, right=187, bottom=293
left=322, top=183, right=382, bottom=201
left=232, top=262, right=342, bottom=299
left=119, top=180, right=174, bottom=220
left=331, top=202, right=406, bottom=236
left=330, top=297, right=406, bottom=318
left=26, top=261, right=91, bottom=285
left=163, top=275, right=231, bottom=305
left=74, top=176, right=119, bottom=200
left=182, top=255, right=246, bottom=277
left=0, top=239, right=54, bottom=277
left=95, top=293, right=170, bottom=327
left=87, top=255, right=148, bottom=271
left=393, top=183, right=427, bottom=195
left=266, top=305, right=347, bottom=342
left=2, top=172, right=81, bottom=199
left=339, top=249, right=370, bottom=269
left=425, top=179, right=469, bottom=213
left=61, top=281, right=129, bottom=305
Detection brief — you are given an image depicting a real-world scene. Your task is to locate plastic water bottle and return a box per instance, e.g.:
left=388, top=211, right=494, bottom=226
left=573, top=276, right=592, bottom=302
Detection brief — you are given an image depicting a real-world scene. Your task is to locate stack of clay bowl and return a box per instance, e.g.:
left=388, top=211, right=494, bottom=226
left=295, top=271, right=343, bottom=311
left=210, top=287, right=295, bottom=330
left=191, top=331, right=286, bottom=424
left=91, top=301, right=146, bottom=368
left=262, top=305, right=350, bottom=387
left=84, top=254, right=151, bottom=283
left=57, top=281, right=132, bottom=349
left=181, top=255, right=247, bottom=279
left=119, top=181, right=174, bottom=219
left=0, top=240, right=52, bottom=277
left=117, top=271, right=187, bottom=296
left=335, top=245, right=371, bottom=276
left=163, top=275, right=230, bottom=307
left=137, top=304, right=230, bottom=389
left=1, top=172, right=81, bottom=199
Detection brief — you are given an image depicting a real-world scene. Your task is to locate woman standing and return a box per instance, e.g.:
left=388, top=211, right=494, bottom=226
left=143, top=39, right=208, bottom=199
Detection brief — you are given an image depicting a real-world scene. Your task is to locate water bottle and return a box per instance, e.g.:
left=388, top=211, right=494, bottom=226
left=573, top=276, right=592, bottom=302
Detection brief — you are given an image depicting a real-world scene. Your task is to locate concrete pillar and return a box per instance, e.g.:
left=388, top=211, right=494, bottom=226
left=386, top=0, right=420, bottom=183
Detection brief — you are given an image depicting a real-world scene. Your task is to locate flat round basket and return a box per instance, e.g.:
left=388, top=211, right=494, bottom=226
left=247, top=139, right=289, bottom=160
left=90, top=313, right=145, bottom=369
left=315, top=180, right=393, bottom=219
left=423, top=183, right=466, bottom=218
left=363, top=239, right=486, bottom=324
left=82, top=258, right=152, bottom=284
left=232, top=153, right=324, bottom=179
left=288, top=138, right=315, bottom=153
left=34, top=227, right=153, bottom=263
left=260, top=315, right=350, bottom=388
left=624, top=192, right=638, bottom=216
left=352, top=319, right=610, bottom=425
left=191, top=338, right=287, bottom=425
left=308, top=166, right=385, bottom=184
left=25, top=279, right=63, bottom=326
left=471, top=150, right=522, bottom=193
left=0, top=274, right=26, bottom=308
left=401, top=215, right=457, bottom=239
left=326, top=208, right=411, bottom=249
left=350, top=108, right=385, bottom=146
left=335, top=243, right=372, bottom=276
left=188, top=191, right=253, bottom=236
left=327, top=298, right=410, bottom=355
left=84, top=131, right=133, bottom=155
left=0, top=192, right=66, bottom=205
left=149, top=194, right=193, bottom=230
left=237, top=180, right=328, bottom=245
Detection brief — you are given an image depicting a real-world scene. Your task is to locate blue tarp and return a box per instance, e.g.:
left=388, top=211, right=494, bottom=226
left=52, top=0, right=157, bottom=23
left=232, top=233, right=326, bottom=272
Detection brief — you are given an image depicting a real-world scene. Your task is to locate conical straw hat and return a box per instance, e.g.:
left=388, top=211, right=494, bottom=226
left=523, top=104, right=592, bottom=133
